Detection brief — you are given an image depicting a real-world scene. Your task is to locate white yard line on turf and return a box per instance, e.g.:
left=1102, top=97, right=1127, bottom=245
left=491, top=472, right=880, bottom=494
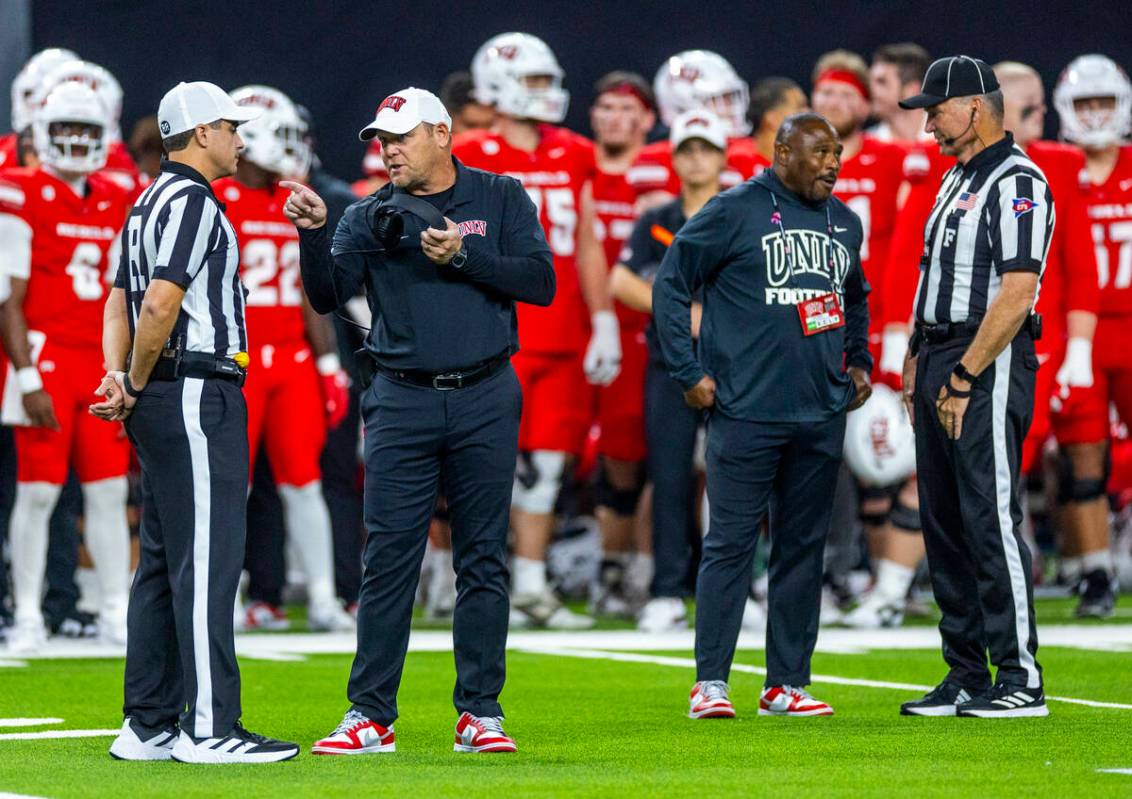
left=0, top=730, right=119, bottom=741
left=0, top=719, right=63, bottom=727
left=1098, top=768, right=1132, bottom=775
left=0, top=792, right=55, bottom=798
left=516, top=646, right=1132, bottom=711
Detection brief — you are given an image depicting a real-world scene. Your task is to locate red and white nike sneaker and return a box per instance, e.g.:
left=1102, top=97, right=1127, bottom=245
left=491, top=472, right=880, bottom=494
left=453, top=712, right=517, bottom=753
left=688, top=680, right=737, bottom=719
left=311, top=710, right=395, bottom=755
left=759, top=685, right=834, bottom=716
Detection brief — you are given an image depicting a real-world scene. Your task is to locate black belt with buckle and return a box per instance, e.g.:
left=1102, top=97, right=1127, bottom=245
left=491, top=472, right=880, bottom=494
left=161, top=351, right=246, bottom=386
left=377, top=353, right=509, bottom=391
left=911, top=314, right=1042, bottom=353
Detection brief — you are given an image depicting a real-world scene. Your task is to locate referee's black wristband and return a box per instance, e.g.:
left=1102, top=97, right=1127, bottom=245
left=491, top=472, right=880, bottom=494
left=123, top=374, right=144, bottom=399
left=952, top=362, right=978, bottom=383
left=943, top=380, right=972, bottom=399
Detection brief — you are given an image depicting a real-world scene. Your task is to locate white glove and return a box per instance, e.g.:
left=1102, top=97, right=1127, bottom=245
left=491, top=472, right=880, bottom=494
left=584, top=311, right=621, bottom=386
left=879, top=329, right=909, bottom=376
left=1055, top=337, right=1094, bottom=398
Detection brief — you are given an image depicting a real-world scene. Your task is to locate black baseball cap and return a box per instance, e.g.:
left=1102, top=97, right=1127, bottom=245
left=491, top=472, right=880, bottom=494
left=899, top=55, right=1000, bottom=109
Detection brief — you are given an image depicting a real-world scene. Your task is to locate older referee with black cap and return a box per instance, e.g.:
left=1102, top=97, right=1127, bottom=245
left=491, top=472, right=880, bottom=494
left=283, top=87, right=554, bottom=755
left=895, top=57, right=1054, bottom=718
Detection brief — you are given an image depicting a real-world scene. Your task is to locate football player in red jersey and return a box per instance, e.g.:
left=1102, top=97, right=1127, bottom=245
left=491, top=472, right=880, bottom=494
left=217, top=85, right=354, bottom=632
left=627, top=50, right=756, bottom=210
left=586, top=71, right=656, bottom=616
left=996, top=63, right=1102, bottom=610
left=868, top=43, right=934, bottom=145
left=0, top=82, right=132, bottom=652
left=454, top=32, right=620, bottom=629
left=1051, top=54, right=1132, bottom=615
left=739, top=77, right=808, bottom=177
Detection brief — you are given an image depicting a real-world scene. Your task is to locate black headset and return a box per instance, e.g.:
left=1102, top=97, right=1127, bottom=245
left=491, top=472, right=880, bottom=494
left=367, top=192, right=448, bottom=252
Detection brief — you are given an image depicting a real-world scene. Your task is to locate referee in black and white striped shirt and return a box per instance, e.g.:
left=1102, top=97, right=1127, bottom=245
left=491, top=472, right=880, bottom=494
left=894, top=57, right=1054, bottom=719
left=92, top=82, right=298, bottom=763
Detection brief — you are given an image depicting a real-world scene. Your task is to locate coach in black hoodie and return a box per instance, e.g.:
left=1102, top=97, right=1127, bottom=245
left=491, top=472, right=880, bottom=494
left=654, top=113, right=871, bottom=719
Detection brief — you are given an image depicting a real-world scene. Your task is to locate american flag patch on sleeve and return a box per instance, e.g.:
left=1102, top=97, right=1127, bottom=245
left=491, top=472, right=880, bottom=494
left=955, top=192, right=978, bottom=211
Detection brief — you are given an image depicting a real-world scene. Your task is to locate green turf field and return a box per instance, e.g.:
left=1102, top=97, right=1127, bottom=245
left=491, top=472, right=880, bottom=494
left=3, top=618, right=1132, bottom=798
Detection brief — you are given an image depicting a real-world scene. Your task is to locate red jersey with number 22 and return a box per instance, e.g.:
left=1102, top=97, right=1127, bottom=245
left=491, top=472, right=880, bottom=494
left=454, top=125, right=595, bottom=355
left=214, top=178, right=306, bottom=347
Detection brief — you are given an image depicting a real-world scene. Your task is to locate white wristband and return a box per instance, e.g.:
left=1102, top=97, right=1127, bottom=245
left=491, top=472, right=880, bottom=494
left=16, top=366, right=43, bottom=394
left=591, top=310, right=619, bottom=337
left=1065, top=337, right=1092, bottom=363
left=316, top=353, right=342, bottom=376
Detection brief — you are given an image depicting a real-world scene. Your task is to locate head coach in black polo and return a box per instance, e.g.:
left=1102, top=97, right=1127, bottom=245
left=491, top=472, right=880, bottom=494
left=896, top=57, right=1054, bottom=719
left=653, top=112, right=872, bottom=719
left=282, top=87, right=553, bottom=754
left=91, top=81, right=298, bottom=763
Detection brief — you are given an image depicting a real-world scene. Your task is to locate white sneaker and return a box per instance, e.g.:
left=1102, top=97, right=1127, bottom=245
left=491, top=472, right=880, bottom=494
left=637, top=597, right=687, bottom=633
left=840, top=592, right=905, bottom=629
left=99, top=614, right=129, bottom=647
left=741, top=597, right=767, bottom=632
left=819, top=587, right=843, bottom=625
left=511, top=589, right=594, bottom=629
left=308, top=601, right=356, bottom=633
left=7, top=619, right=46, bottom=654
left=109, top=717, right=178, bottom=761
left=171, top=722, right=299, bottom=764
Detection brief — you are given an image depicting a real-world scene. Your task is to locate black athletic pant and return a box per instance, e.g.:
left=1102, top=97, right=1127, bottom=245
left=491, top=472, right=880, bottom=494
left=645, top=357, right=703, bottom=598
left=245, top=452, right=285, bottom=607
left=348, top=366, right=520, bottom=726
left=320, top=381, right=364, bottom=604
left=695, top=411, right=845, bottom=686
left=915, top=333, right=1042, bottom=691
left=123, top=376, right=249, bottom=739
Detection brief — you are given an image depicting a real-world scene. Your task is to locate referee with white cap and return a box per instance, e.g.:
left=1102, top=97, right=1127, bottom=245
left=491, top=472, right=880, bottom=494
left=895, top=57, right=1054, bottom=718
left=93, top=81, right=299, bottom=763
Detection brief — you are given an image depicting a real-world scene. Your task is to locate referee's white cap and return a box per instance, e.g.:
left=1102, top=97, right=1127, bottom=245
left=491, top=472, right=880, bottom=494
left=359, top=87, right=452, bottom=140
left=158, top=81, right=261, bottom=137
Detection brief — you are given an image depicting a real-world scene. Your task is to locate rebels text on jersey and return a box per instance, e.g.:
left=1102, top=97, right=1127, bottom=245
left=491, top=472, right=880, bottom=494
left=214, top=178, right=306, bottom=347
left=1084, top=145, right=1132, bottom=318
left=831, top=135, right=906, bottom=330
left=453, top=125, right=594, bottom=355
left=0, top=166, right=131, bottom=349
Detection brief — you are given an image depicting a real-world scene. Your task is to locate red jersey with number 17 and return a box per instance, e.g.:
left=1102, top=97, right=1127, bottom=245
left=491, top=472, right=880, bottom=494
left=454, top=125, right=595, bottom=355
left=1084, top=145, right=1132, bottom=318
left=0, top=166, right=130, bottom=350
left=214, top=178, right=306, bottom=347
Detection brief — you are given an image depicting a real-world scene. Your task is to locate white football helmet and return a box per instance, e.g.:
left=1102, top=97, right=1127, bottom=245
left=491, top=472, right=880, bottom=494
left=471, top=32, right=568, bottom=123
left=1054, top=54, right=1132, bottom=149
left=10, top=47, right=79, bottom=132
left=654, top=50, right=750, bottom=137
left=36, top=60, right=123, bottom=140
left=32, top=81, right=110, bottom=174
left=229, top=85, right=311, bottom=178
left=843, top=384, right=916, bottom=488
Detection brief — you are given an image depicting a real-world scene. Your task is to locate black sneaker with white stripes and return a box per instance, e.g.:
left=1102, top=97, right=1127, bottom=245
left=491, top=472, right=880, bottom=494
left=171, top=721, right=299, bottom=763
left=1076, top=569, right=1116, bottom=619
left=900, top=680, right=986, bottom=716
left=957, top=683, right=1049, bottom=718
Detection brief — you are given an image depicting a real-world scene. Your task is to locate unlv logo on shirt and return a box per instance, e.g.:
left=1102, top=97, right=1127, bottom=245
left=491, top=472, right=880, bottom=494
left=378, top=95, right=407, bottom=113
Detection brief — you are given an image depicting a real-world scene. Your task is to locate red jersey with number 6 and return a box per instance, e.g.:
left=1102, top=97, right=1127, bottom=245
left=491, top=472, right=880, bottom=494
left=1084, top=145, right=1132, bottom=318
left=214, top=178, right=306, bottom=347
left=0, top=166, right=130, bottom=350
left=454, top=125, right=595, bottom=355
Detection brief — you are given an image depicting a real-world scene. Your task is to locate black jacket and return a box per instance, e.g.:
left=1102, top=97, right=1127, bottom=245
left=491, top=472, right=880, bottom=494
left=298, top=157, right=554, bottom=372
left=653, top=169, right=871, bottom=422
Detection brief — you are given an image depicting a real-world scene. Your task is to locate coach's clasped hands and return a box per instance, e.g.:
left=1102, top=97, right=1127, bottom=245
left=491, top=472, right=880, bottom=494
left=88, top=370, right=136, bottom=422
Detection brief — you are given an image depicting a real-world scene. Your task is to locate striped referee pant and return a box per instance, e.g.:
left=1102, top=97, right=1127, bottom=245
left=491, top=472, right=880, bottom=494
left=914, top=332, right=1043, bottom=691
left=123, top=376, right=248, bottom=739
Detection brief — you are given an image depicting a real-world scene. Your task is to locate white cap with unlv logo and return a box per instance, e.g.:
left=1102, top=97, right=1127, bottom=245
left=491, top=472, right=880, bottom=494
left=669, top=108, right=728, bottom=150
left=158, top=81, right=260, bottom=137
left=359, top=87, right=452, bottom=140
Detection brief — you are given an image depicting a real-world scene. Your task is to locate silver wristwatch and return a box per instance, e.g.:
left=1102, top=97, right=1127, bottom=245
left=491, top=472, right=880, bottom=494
left=450, top=248, right=468, bottom=269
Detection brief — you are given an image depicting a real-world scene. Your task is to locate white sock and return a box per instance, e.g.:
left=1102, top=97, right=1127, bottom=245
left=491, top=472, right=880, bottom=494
left=625, top=552, right=654, bottom=597
left=278, top=481, right=336, bottom=607
left=81, top=477, right=131, bottom=626
left=10, top=481, right=62, bottom=625
left=873, top=559, right=916, bottom=603
left=512, top=556, right=546, bottom=596
left=1081, top=549, right=1114, bottom=576
left=1061, top=556, right=1083, bottom=583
